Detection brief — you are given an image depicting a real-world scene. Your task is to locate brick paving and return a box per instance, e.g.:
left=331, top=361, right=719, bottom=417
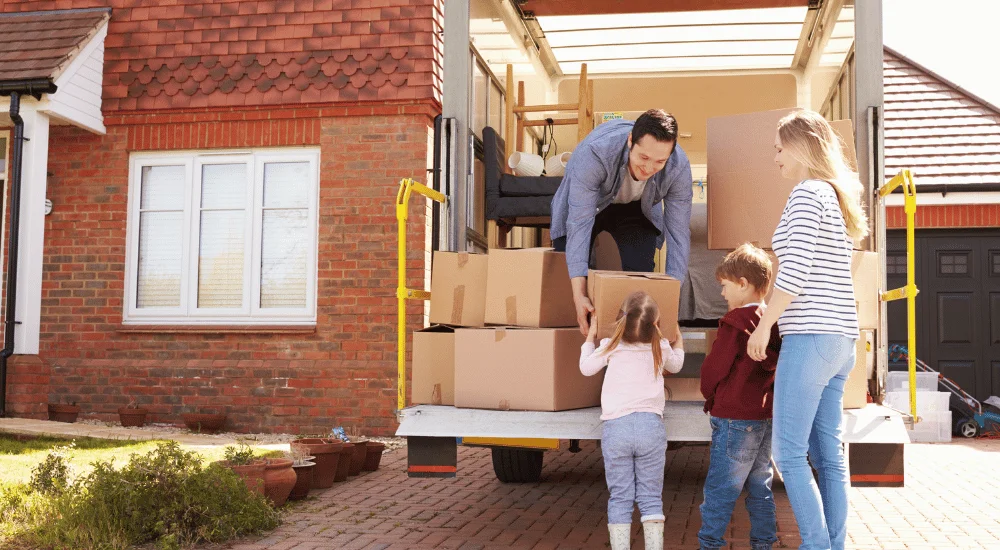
left=212, top=438, right=1000, bottom=550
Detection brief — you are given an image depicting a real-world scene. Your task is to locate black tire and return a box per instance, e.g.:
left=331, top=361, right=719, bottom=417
left=959, top=419, right=981, bottom=439
left=491, top=447, right=543, bottom=483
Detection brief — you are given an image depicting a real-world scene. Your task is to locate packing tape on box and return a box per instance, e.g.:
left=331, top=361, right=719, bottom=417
left=495, top=327, right=506, bottom=342
left=451, top=286, right=465, bottom=323
left=457, top=252, right=469, bottom=267
left=505, top=296, right=518, bottom=325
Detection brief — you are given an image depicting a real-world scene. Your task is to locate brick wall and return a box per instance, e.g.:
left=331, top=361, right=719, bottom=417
left=31, top=109, right=431, bottom=435
left=887, top=204, right=1000, bottom=229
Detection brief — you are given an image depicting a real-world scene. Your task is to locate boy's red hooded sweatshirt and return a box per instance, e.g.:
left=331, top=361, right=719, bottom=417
left=701, top=305, right=782, bottom=420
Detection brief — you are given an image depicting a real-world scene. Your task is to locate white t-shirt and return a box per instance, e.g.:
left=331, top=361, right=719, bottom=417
left=613, top=166, right=647, bottom=204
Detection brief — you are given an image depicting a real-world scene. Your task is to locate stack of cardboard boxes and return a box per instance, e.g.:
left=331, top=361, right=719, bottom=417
left=412, top=249, right=681, bottom=412
left=704, top=108, right=880, bottom=409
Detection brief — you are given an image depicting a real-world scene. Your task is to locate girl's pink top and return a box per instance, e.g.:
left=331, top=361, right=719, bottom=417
left=579, top=338, right=685, bottom=421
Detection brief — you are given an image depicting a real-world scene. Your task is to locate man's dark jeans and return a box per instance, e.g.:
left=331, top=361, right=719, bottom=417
left=552, top=200, right=659, bottom=272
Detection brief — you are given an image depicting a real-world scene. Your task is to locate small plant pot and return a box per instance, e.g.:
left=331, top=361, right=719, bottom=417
left=47, top=404, right=80, bottom=423
left=289, top=461, right=315, bottom=501
left=218, top=459, right=266, bottom=495
left=117, top=407, right=148, bottom=428
left=348, top=441, right=368, bottom=476
left=291, top=438, right=343, bottom=489
left=363, top=442, right=386, bottom=472
left=335, top=443, right=354, bottom=482
left=182, top=413, right=227, bottom=434
left=262, top=458, right=297, bottom=507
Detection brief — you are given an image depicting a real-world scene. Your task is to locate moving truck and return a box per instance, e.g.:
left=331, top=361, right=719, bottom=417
left=397, top=0, right=911, bottom=485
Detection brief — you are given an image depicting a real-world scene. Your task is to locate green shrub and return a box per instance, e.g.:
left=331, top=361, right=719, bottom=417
left=2, top=441, right=279, bottom=550
left=28, top=443, right=74, bottom=496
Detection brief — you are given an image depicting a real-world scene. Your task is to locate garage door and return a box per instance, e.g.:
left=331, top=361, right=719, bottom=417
left=887, top=230, right=1000, bottom=401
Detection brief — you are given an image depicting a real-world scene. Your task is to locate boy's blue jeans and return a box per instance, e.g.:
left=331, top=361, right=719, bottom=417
left=601, top=412, right=667, bottom=524
left=698, top=417, right=777, bottom=550
left=772, top=334, right=855, bottom=550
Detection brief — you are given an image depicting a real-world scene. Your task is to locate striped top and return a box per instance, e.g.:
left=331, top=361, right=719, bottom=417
left=771, top=180, right=859, bottom=338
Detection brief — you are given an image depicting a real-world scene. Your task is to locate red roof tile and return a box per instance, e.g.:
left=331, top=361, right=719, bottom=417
left=885, top=47, right=1000, bottom=187
left=0, top=7, right=110, bottom=84
left=1, top=0, right=444, bottom=111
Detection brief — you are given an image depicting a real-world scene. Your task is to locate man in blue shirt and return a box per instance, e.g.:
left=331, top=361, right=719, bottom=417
left=550, top=109, right=693, bottom=334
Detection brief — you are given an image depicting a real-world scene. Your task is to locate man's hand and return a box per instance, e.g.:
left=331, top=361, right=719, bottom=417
left=571, top=276, right=593, bottom=336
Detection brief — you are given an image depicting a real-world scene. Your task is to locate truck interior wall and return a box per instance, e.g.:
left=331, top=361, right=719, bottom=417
left=552, top=73, right=797, bottom=165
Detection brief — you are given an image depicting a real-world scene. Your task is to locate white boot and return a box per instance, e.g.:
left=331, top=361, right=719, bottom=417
left=642, top=521, right=663, bottom=550
left=608, top=523, right=631, bottom=550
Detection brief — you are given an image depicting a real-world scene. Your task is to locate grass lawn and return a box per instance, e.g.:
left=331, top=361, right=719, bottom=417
left=0, top=434, right=280, bottom=487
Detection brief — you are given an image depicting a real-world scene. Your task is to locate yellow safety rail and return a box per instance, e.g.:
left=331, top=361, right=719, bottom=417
left=878, top=169, right=919, bottom=421
left=396, top=178, right=446, bottom=413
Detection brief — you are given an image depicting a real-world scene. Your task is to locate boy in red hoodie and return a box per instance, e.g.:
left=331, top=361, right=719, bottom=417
left=697, top=244, right=782, bottom=550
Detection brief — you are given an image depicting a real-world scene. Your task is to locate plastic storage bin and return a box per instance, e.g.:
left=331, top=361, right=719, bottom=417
left=885, top=390, right=951, bottom=413
left=887, top=371, right=939, bottom=392
left=907, top=410, right=952, bottom=443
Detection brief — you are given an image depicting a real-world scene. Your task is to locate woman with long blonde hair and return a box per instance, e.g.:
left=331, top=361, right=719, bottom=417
left=747, top=110, right=867, bottom=550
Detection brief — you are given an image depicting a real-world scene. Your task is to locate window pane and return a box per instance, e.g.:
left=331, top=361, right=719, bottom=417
left=489, top=83, right=503, bottom=136
left=140, top=165, right=185, bottom=210
left=201, top=163, right=247, bottom=209
left=0, top=137, right=7, bottom=175
left=473, top=60, right=488, bottom=138
left=260, top=210, right=309, bottom=308
left=137, top=211, right=183, bottom=308
left=263, top=162, right=310, bottom=208
left=198, top=210, right=245, bottom=308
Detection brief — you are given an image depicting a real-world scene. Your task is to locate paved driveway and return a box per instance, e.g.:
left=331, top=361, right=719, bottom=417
left=220, top=439, right=1000, bottom=549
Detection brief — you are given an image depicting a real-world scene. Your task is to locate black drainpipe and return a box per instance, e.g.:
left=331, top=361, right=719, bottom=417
left=0, top=79, right=56, bottom=417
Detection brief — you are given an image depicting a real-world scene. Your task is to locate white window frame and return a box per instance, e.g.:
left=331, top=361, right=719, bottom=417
left=124, top=148, right=320, bottom=325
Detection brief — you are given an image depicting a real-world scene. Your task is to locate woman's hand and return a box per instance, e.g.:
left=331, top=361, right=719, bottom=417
left=747, top=323, right=771, bottom=362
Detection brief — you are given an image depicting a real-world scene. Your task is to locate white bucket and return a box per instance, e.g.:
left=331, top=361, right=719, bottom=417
left=508, top=152, right=544, bottom=177
left=544, top=152, right=572, bottom=177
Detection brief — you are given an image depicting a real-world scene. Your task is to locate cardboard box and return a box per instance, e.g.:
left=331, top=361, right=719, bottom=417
left=852, top=250, right=879, bottom=330
left=429, top=251, right=488, bottom=327
left=453, top=327, right=603, bottom=411
left=707, top=109, right=857, bottom=250
left=680, top=328, right=718, bottom=355
left=844, top=330, right=874, bottom=409
left=412, top=326, right=455, bottom=406
left=665, top=377, right=703, bottom=401
left=587, top=270, right=681, bottom=341
left=484, top=248, right=576, bottom=328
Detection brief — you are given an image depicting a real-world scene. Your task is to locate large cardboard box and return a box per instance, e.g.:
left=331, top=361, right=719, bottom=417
left=429, top=251, right=488, bottom=327
left=681, top=328, right=718, bottom=355
left=484, top=248, right=576, bottom=328
left=851, top=250, right=879, bottom=330
left=412, top=326, right=455, bottom=406
left=587, top=270, right=681, bottom=340
left=707, top=109, right=858, bottom=250
left=844, top=330, right=874, bottom=409
left=665, top=377, right=703, bottom=401
left=454, top=327, right=602, bottom=411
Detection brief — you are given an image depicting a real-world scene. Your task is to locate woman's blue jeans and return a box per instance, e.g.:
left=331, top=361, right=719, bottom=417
left=772, top=334, right=856, bottom=550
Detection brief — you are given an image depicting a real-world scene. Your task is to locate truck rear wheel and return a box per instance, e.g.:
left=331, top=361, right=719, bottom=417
left=491, top=447, right=543, bottom=483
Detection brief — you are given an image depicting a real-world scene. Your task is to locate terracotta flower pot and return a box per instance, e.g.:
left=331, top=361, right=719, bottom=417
left=47, top=404, right=80, bottom=423
left=291, top=438, right=343, bottom=489
left=182, top=413, right=226, bottom=434
left=289, top=461, right=315, bottom=501
left=218, top=460, right=266, bottom=495
left=348, top=441, right=368, bottom=476
left=363, top=442, right=386, bottom=472
left=335, top=442, right=354, bottom=482
left=262, top=458, right=297, bottom=507
left=118, top=407, right=148, bottom=428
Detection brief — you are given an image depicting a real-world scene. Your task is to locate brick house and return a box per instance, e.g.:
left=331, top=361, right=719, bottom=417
left=0, top=0, right=442, bottom=435
left=877, top=47, right=1000, bottom=401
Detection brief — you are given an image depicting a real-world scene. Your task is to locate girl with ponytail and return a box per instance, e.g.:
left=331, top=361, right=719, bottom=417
left=580, top=291, right=684, bottom=550
left=747, top=109, right=866, bottom=550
